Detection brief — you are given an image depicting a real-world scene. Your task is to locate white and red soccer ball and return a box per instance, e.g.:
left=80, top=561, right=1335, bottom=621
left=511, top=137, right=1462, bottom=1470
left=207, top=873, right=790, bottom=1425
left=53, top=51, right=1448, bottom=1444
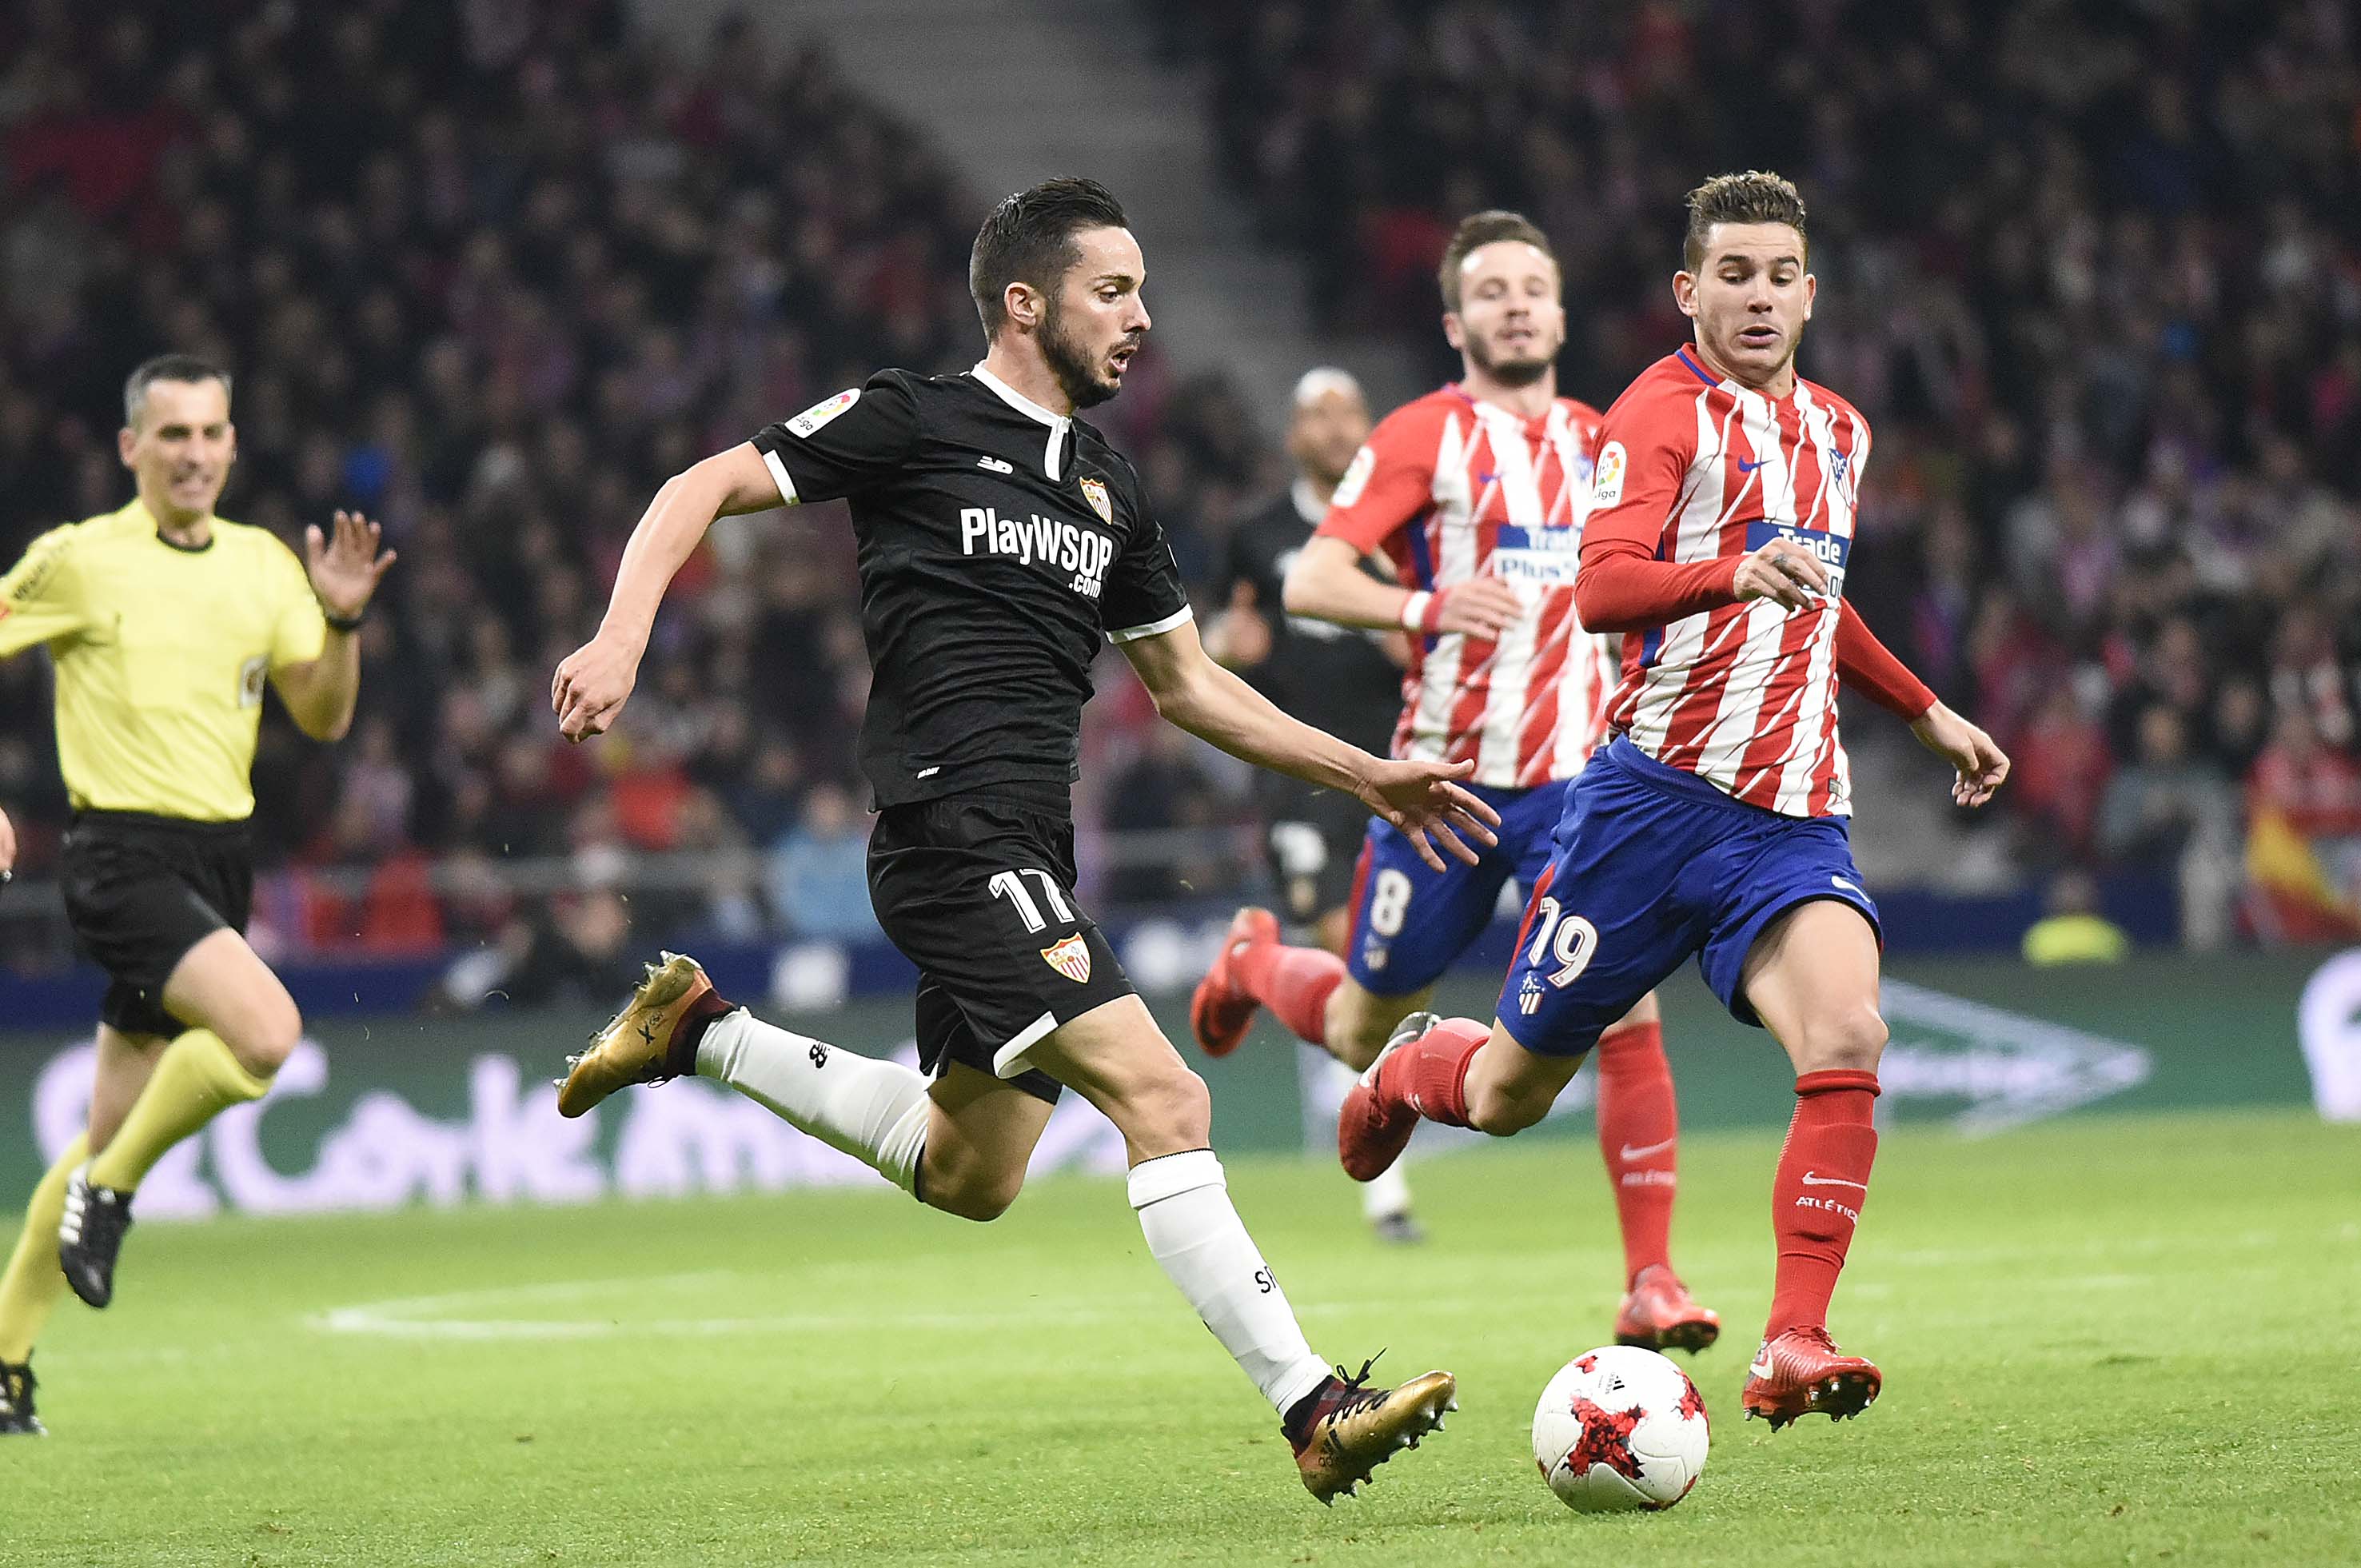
left=1531, top=1346, right=1709, bottom=1512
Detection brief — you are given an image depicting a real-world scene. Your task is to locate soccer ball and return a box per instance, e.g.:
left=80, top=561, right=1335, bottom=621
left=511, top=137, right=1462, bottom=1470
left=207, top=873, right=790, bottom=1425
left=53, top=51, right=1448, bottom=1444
left=1531, top=1346, right=1709, bottom=1512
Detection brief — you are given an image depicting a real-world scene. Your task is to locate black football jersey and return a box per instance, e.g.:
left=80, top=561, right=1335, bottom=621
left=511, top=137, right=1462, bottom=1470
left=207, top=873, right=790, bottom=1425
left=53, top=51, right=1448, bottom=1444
left=752, top=365, right=1191, bottom=808
left=1220, top=483, right=1403, bottom=759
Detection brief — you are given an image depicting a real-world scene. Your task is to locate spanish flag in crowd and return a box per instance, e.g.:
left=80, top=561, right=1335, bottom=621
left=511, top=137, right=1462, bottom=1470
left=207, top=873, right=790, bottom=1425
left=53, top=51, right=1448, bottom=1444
left=2246, top=808, right=2361, bottom=942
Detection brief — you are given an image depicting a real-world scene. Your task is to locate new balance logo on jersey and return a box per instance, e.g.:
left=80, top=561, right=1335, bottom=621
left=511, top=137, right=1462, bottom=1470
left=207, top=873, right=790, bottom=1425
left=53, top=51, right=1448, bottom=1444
left=976, top=454, right=1013, bottom=474
left=959, top=506, right=1115, bottom=600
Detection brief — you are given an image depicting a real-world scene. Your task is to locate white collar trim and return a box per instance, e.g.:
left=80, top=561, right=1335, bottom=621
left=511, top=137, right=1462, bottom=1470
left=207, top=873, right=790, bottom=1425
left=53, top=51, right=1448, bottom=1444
left=971, top=361, right=1070, bottom=479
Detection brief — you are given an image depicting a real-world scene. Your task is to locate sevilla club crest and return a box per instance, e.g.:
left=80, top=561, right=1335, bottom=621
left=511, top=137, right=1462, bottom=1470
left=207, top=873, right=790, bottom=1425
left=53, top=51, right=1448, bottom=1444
left=1041, top=932, right=1092, bottom=983
left=1079, top=477, right=1113, bottom=525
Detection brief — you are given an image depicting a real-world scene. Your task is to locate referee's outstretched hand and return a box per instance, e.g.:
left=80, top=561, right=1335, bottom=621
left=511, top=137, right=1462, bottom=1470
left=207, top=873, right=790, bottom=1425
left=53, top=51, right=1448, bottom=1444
left=552, top=631, right=641, bottom=742
left=305, top=509, right=397, bottom=620
left=1355, top=756, right=1502, bottom=872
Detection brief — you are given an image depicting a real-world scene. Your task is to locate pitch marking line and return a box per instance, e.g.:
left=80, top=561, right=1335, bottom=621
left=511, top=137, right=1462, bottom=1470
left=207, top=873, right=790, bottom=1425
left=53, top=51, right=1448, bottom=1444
left=308, top=1275, right=1505, bottom=1342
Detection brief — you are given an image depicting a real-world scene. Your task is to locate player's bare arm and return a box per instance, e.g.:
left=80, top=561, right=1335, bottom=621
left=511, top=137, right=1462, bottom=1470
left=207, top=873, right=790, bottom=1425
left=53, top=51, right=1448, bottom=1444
left=1117, top=616, right=1500, bottom=872
left=271, top=509, right=397, bottom=742
left=0, top=802, right=14, bottom=886
left=552, top=441, right=780, bottom=741
left=1284, top=534, right=1520, bottom=637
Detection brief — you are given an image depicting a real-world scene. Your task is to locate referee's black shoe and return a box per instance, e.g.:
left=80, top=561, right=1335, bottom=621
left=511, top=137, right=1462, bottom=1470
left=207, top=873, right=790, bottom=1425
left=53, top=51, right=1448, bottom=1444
left=0, top=1357, right=44, bottom=1436
left=58, top=1167, right=134, bottom=1309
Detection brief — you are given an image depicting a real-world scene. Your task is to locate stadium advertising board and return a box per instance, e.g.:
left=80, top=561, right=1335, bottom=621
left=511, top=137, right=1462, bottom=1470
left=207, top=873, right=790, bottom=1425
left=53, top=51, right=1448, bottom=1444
left=0, top=954, right=2328, bottom=1219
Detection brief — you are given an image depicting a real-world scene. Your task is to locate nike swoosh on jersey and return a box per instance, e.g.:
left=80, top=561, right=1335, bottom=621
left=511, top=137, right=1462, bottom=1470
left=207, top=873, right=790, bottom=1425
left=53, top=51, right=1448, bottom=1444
left=1617, top=1137, right=1677, bottom=1162
left=1800, top=1171, right=1868, bottom=1190
left=1831, top=875, right=1867, bottom=898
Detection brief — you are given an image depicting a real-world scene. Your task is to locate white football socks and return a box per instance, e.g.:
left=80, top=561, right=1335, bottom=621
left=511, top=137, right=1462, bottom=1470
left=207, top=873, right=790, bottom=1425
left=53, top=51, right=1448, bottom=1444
left=1127, top=1150, right=1332, bottom=1416
left=1325, top=1055, right=1415, bottom=1222
left=696, top=1010, right=931, bottom=1194
left=1359, top=1155, right=1414, bottom=1223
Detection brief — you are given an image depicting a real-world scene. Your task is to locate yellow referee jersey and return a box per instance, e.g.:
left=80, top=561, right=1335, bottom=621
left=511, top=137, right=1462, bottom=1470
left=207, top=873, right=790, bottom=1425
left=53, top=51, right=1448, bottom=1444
left=0, top=498, right=327, bottom=822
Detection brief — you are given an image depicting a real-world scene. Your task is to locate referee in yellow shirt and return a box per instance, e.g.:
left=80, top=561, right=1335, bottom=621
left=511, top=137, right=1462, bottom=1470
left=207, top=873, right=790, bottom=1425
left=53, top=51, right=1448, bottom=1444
left=0, top=355, right=393, bottom=1436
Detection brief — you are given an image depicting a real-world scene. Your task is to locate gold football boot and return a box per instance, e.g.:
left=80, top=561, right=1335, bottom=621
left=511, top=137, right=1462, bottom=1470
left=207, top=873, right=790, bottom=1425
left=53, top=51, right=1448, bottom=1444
left=1289, top=1359, right=1458, bottom=1502
left=555, top=952, right=716, bottom=1117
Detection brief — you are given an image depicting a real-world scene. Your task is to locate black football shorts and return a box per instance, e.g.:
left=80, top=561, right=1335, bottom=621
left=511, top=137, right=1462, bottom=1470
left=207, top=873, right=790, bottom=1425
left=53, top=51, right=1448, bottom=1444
left=61, top=810, right=253, bottom=1038
left=867, top=784, right=1134, bottom=1104
left=1261, top=777, right=1375, bottom=925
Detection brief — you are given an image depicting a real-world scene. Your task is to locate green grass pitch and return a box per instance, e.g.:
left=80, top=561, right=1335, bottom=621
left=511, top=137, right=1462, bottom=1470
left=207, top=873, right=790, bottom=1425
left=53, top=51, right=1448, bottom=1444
left=9, top=1109, right=2356, bottom=1566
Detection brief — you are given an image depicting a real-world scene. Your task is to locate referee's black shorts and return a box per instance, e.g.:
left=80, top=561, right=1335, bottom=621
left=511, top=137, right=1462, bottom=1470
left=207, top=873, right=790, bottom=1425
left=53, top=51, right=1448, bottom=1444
left=867, top=784, right=1133, bottom=1105
left=61, top=810, right=253, bottom=1038
left=1260, top=776, right=1376, bottom=925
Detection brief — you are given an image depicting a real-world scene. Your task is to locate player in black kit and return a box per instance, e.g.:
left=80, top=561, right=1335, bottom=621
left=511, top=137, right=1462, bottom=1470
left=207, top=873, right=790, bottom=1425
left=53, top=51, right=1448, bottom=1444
left=1202, top=368, right=1429, bottom=1243
left=549, top=180, right=1496, bottom=1502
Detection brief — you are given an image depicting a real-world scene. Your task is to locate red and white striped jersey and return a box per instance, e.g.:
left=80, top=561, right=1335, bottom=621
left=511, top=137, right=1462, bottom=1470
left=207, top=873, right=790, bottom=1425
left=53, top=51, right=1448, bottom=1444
left=1588, top=347, right=1872, bottom=817
left=1317, top=385, right=1619, bottom=788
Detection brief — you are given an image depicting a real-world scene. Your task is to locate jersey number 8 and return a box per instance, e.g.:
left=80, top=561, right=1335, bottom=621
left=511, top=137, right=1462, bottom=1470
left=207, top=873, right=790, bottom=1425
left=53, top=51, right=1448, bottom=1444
left=1524, top=896, right=1599, bottom=987
left=1366, top=868, right=1414, bottom=937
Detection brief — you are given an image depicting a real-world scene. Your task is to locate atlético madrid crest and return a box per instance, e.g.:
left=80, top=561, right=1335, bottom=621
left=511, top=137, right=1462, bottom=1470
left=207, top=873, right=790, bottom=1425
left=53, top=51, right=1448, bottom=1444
left=1079, top=477, right=1112, bottom=525
left=1041, top=933, right=1092, bottom=983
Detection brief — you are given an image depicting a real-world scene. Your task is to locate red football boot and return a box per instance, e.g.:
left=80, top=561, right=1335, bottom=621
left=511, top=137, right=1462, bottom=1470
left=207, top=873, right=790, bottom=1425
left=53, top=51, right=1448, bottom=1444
left=1741, top=1327, right=1881, bottom=1430
left=1613, top=1264, right=1721, bottom=1354
left=1189, top=906, right=1278, bottom=1058
left=1336, top=1011, right=1438, bottom=1183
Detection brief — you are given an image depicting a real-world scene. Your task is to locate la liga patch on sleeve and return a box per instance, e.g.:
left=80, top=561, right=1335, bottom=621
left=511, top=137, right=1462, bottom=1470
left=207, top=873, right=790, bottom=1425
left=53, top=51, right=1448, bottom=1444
left=1330, top=444, right=1376, bottom=508
left=1591, top=441, right=1627, bottom=506
left=788, top=387, right=860, bottom=438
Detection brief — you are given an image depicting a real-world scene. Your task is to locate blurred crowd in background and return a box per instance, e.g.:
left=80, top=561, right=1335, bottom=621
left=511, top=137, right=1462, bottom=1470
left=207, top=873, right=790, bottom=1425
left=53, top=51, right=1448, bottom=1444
left=3, top=0, right=2359, bottom=985
left=1162, top=0, right=2361, bottom=942
left=0, top=1, right=1272, bottom=985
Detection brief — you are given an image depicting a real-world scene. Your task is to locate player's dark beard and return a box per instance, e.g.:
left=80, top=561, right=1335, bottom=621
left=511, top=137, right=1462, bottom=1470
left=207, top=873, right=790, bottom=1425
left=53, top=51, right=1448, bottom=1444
left=1467, top=330, right=1553, bottom=388
left=1040, top=298, right=1125, bottom=409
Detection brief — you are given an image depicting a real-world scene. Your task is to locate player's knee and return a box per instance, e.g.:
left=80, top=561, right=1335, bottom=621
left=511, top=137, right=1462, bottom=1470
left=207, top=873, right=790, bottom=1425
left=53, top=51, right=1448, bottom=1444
left=1790, top=1004, right=1886, bottom=1075
left=1123, top=1065, right=1212, bottom=1152
left=227, top=996, right=301, bottom=1077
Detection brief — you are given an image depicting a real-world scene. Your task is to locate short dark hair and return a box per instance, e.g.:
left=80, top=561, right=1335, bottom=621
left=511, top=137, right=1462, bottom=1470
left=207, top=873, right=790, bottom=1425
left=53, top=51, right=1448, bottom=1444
left=124, top=353, right=233, bottom=428
left=968, top=178, right=1131, bottom=337
left=1683, top=171, right=1808, bottom=273
left=1438, top=210, right=1556, bottom=313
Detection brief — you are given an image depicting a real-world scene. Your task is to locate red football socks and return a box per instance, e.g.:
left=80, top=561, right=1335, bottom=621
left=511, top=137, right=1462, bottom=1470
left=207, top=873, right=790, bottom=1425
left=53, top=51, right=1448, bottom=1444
left=1594, top=1020, right=1678, bottom=1287
left=1374, top=1016, right=1489, bottom=1127
left=1233, top=940, right=1346, bottom=1047
left=1765, top=1069, right=1881, bottom=1338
